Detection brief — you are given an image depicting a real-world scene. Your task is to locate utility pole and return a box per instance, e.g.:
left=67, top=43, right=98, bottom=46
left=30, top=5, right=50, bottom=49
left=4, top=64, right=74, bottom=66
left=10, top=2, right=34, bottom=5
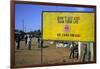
left=22, top=20, right=24, bottom=32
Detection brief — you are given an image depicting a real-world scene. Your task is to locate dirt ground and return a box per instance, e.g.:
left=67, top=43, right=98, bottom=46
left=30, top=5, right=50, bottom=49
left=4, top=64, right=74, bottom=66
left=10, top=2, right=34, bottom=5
left=15, top=38, right=80, bottom=67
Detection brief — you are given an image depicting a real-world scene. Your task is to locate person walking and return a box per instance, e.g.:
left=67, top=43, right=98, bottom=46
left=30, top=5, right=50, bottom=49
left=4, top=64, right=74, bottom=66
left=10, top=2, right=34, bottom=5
left=16, top=34, right=21, bottom=50
left=38, top=37, right=41, bottom=48
left=69, top=42, right=75, bottom=59
left=25, top=35, right=28, bottom=45
left=28, top=35, right=32, bottom=50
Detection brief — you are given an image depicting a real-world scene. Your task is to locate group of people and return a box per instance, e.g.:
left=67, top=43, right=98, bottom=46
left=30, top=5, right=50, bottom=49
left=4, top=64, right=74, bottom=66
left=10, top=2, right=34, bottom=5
left=69, top=42, right=92, bottom=62
left=16, top=34, right=41, bottom=50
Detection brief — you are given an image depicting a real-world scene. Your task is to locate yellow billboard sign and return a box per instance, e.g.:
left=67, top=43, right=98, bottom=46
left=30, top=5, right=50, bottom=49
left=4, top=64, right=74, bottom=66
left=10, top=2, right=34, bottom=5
left=43, top=12, right=95, bottom=42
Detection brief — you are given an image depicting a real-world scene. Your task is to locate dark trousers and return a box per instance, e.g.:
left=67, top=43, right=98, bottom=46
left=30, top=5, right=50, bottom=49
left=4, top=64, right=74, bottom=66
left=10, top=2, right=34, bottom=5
left=69, top=47, right=78, bottom=59
left=69, top=48, right=74, bottom=58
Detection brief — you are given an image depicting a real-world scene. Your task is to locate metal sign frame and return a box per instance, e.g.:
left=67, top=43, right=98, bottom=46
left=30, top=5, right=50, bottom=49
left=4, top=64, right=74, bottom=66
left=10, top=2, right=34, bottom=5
left=11, top=0, right=96, bottom=68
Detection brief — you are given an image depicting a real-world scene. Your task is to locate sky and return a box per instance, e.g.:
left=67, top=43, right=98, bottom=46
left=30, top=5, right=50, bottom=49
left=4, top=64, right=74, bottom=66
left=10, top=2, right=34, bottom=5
left=15, top=4, right=94, bottom=32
